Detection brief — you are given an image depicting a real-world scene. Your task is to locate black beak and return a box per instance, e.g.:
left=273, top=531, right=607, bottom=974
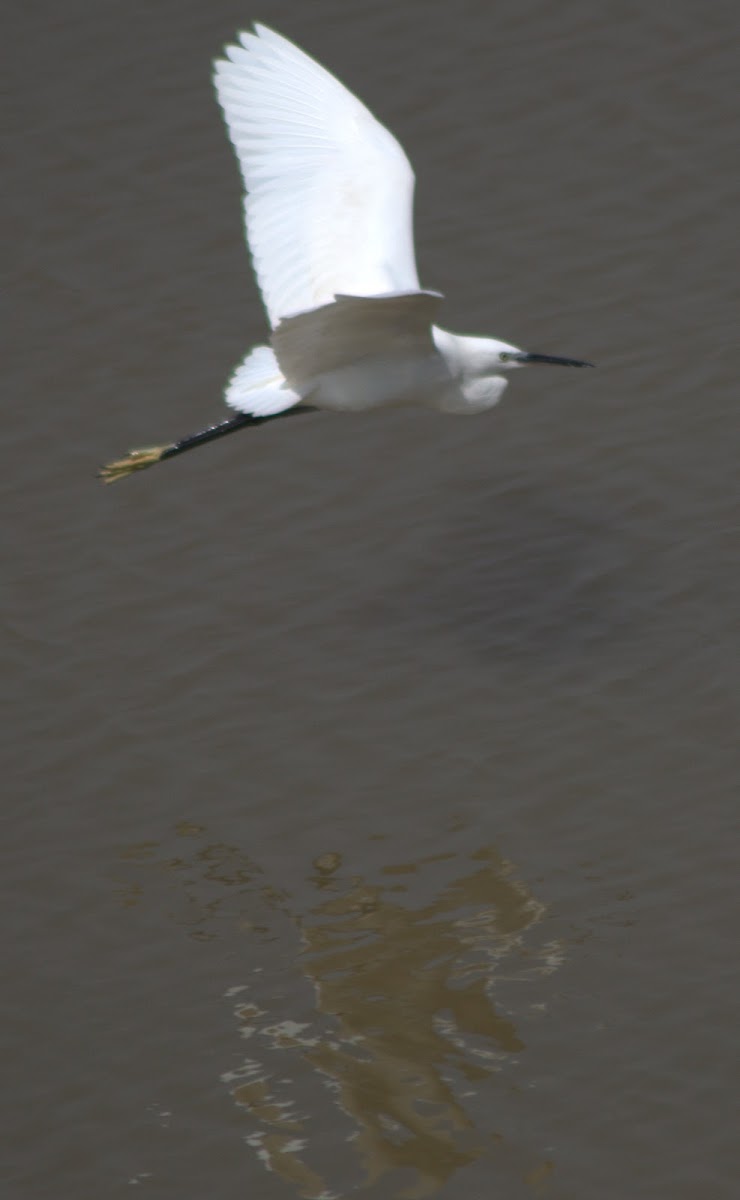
left=513, top=352, right=594, bottom=368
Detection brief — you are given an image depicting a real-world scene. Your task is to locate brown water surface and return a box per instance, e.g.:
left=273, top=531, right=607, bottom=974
left=5, top=2, right=739, bottom=1197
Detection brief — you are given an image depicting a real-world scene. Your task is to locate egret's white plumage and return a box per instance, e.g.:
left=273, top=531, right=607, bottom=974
left=212, top=24, right=590, bottom=422
left=100, top=23, right=591, bottom=483
left=213, top=24, right=420, bottom=326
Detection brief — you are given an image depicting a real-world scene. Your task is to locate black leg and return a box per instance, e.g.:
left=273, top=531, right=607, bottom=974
left=99, top=405, right=318, bottom=483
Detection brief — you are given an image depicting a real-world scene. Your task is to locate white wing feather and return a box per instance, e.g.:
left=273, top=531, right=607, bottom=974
left=272, top=291, right=443, bottom=395
left=213, top=24, right=420, bottom=327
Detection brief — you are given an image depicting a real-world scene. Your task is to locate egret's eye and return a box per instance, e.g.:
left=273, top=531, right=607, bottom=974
left=499, top=352, right=510, bottom=363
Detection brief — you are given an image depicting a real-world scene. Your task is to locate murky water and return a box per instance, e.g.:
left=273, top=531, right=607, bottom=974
left=5, top=2, right=739, bottom=1197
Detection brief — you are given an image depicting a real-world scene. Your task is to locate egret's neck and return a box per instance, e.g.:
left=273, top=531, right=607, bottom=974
left=432, top=327, right=510, bottom=413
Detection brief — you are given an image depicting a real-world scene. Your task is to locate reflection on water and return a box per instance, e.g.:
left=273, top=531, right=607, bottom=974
left=118, top=828, right=563, bottom=1198
left=117, top=820, right=291, bottom=939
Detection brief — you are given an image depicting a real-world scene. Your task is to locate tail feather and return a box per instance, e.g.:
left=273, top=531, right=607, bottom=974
left=225, top=344, right=301, bottom=416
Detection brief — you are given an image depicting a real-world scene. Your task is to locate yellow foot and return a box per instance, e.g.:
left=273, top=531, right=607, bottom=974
left=98, top=445, right=173, bottom=483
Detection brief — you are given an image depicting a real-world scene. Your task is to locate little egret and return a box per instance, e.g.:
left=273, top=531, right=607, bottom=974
left=100, top=23, right=593, bottom=483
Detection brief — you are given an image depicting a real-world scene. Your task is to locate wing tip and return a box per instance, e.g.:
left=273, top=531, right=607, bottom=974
left=215, top=22, right=305, bottom=75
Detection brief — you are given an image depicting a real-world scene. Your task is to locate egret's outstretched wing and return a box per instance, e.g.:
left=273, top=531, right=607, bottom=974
left=213, top=24, right=420, bottom=327
left=272, top=290, right=443, bottom=394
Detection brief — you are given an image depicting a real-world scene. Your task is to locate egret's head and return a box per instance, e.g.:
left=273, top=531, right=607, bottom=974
left=437, top=331, right=594, bottom=413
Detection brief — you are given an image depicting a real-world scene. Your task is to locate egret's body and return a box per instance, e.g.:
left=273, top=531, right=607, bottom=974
left=101, top=24, right=591, bottom=482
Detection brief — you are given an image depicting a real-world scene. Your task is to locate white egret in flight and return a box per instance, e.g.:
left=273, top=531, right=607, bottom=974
left=101, top=24, right=593, bottom=482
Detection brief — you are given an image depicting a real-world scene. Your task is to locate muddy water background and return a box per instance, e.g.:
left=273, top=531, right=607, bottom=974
left=5, top=1, right=739, bottom=1197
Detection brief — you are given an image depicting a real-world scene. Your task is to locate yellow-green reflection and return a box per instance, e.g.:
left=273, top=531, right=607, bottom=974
left=116, top=830, right=563, bottom=1198
left=225, top=846, right=560, bottom=1198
